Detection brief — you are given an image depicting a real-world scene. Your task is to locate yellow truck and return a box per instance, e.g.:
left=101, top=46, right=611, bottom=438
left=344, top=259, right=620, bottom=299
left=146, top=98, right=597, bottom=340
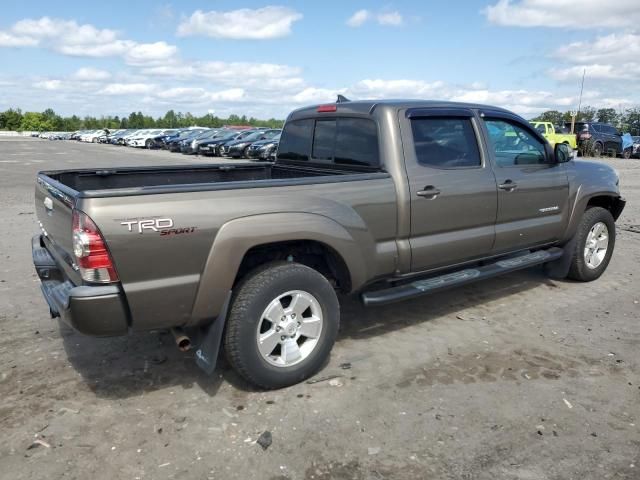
left=530, top=121, right=577, bottom=149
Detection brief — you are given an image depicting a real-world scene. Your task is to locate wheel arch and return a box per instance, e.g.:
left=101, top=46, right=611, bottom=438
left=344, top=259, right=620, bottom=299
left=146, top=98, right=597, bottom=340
left=189, top=213, right=369, bottom=325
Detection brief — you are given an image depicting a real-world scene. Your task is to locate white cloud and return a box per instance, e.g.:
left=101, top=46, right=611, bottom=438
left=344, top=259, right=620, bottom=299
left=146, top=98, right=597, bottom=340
left=124, top=41, right=178, bottom=66
left=346, top=9, right=405, bottom=27
left=140, top=60, right=302, bottom=89
left=177, top=6, right=302, bottom=39
left=99, top=83, right=157, bottom=95
left=206, top=88, right=246, bottom=102
left=484, top=0, right=640, bottom=29
left=0, top=17, right=178, bottom=65
left=0, top=31, right=38, bottom=47
left=549, top=63, right=640, bottom=81
left=72, top=67, right=111, bottom=81
left=549, top=33, right=640, bottom=83
left=291, top=88, right=340, bottom=104
left=555, top=33, right=640, bottom=65
left=377, top=12, right=404, bottom=26
left=33, top=79, right=62, bottom=90
left=346, top=10, right=371, bottom=27
left=353, top=79, right=446, bottom=97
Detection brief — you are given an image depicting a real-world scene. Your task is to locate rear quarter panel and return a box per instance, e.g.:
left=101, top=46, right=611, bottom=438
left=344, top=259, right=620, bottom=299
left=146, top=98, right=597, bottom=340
left=78, top=177, right=398, bottom=330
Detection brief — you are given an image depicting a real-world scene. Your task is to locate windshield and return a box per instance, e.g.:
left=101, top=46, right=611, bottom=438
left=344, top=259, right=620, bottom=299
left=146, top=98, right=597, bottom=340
left=241, top=131, right=266, bottom=142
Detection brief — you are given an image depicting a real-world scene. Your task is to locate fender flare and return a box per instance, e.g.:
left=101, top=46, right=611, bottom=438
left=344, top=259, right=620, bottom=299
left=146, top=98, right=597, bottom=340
left=189, top=212, right=372, bottom=324
left=563, top=189, right=625, bottom=243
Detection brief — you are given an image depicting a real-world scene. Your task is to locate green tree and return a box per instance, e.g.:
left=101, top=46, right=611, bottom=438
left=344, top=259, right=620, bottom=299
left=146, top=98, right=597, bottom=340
left=0, top=108, right=23, bottom=130
left=20, top=112, right=54, bottom=132
left=596, top=108, right=617, bottom=124
left=533, top=110, right=564, bottom=125
left=620, top=108, right=640, bottom=135
left=577, top=106, right=596, bottom=122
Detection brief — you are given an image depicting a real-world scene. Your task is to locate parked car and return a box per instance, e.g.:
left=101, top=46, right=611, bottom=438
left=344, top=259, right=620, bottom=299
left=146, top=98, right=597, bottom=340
left=223, top=129, right=282, bottom=158
left=127, top=130, right=169, bottom=148
left=246, top=133, right=281, bottom=161
left=167, top=128, right=208, bottom=152
left=147, top=129, right=181, bottom=149
left=198, top=131, right=248, bottom=156
left=530, top=122, right=577, bottom=149
left=632, top=136, right=640, bottom=158
left=566, top=121, right=622, bottom=157
left=181, top=129, right=223, bottom=155
left=79, top=130, right=104, bottom=143
left=33, top=99, right=625, bottom=389
left=109, top=129, right=135, bottom=145
left=218, top=130, right=262, bottom=157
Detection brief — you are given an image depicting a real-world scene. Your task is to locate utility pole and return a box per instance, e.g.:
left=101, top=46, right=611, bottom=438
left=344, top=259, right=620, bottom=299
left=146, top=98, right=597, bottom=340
left=571, top=68, right=586, bottom=134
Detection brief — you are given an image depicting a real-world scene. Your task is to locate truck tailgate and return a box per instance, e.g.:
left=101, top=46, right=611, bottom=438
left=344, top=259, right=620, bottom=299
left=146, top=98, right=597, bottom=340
left=35, top=175, right=76, bottom=263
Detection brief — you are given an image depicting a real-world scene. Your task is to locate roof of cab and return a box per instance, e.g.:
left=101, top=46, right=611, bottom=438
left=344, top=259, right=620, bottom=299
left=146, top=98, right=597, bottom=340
left=287, top=99, right=517, bottom=120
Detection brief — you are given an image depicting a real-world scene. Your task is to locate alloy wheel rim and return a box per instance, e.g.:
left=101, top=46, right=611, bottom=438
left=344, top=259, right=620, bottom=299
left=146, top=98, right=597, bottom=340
left=256, top=290, right=323, bottom=367
left=584, top=221, right=609, bottom=269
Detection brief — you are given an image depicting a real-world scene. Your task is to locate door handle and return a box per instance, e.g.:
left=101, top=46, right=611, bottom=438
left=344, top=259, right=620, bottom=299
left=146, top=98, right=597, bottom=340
left=416, top=186, right=441, bottom=199
left=498, top=180, right=517, bottom=191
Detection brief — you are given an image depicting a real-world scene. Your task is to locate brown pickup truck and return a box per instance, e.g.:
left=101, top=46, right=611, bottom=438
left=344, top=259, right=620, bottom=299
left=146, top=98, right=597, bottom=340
left=32, top=99, right=625, bottom=388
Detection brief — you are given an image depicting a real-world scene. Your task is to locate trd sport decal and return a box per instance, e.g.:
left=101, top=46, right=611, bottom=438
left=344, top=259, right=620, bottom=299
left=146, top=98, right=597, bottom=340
left=119, top=217, right=197, bottom=236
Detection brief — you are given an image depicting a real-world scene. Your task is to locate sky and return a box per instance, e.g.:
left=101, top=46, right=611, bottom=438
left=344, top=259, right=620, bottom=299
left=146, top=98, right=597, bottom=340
left=0, top=0, right=639, bottom=120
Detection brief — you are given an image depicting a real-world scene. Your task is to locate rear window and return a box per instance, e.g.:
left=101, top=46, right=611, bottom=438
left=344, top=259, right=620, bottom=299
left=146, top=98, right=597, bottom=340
left=410, top=117, right=481, bottom=168
left=277, top=119, right=314, bottom=161
left=278, top=117, right=379, bottom=168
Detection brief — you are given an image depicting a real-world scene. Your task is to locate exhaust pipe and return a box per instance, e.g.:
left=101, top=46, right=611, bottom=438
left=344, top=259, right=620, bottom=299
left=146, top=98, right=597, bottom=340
left=171, top=327, right=192, bottom=352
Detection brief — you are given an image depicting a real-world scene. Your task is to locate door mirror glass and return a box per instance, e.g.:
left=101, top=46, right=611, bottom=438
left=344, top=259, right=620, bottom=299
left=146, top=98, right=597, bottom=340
left=555, top=142, right=572, bottom=163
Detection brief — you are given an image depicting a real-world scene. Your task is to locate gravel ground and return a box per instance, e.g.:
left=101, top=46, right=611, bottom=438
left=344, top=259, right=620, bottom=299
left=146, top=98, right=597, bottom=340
left=0, top=137, right=639, bottom=480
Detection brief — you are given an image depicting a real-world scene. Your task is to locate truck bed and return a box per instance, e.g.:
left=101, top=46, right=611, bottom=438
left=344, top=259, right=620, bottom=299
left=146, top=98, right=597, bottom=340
left=42, top=162, right=369, bottom=196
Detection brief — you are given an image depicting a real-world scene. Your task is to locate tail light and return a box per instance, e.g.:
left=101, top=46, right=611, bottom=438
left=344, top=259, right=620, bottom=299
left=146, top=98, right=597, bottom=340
left=72, top=209, right=119, bottom=283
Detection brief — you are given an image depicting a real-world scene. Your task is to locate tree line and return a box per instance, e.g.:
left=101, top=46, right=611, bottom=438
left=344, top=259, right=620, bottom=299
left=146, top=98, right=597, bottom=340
left=0, top=108, right=284, bottom=132
left=2, top=105, right=639, bottom=135
left=531, top=106, right=640, bottom=135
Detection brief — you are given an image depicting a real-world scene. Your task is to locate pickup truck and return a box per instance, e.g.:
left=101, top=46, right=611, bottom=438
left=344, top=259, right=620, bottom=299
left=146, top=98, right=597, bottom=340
left=32, top=99, right=625, bottom=389
left=530, top=121, right=577, bottom=149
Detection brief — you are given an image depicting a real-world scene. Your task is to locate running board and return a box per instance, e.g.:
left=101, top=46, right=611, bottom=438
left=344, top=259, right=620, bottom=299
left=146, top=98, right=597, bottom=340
left=361, top=247, right=564, bottom=306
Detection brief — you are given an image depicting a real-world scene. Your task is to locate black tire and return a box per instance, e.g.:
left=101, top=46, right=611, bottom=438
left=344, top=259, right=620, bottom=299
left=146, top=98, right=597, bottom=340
left=224, top=262, right=340, bottom=389
left=592, top=142, right=603, bottom=157
left=567, top=207, right=615, bottom=281
left=623, top=148, right=632, bottom=160
left=145, top=139, right=153, bottom=149
left=243, top=146, right=250, bottom=158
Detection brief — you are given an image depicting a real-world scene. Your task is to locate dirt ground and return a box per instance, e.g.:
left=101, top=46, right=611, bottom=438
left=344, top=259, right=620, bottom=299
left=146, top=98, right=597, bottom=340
left=0, top=137, right=639, bottom=480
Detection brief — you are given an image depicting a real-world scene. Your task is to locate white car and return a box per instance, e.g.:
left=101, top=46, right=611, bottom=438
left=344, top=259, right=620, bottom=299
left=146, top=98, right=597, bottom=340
left=79, top=130, right=105, bottom=143
left=126, top=129, right=170, bottom=148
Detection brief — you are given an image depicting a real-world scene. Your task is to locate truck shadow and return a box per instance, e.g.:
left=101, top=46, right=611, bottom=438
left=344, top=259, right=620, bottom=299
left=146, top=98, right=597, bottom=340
left=60, top=266, right=557, bottom=398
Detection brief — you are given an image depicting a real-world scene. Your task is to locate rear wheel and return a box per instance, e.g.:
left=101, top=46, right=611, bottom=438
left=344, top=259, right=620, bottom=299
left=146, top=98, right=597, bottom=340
left=145, top=139, right=153, bottom=149
left=224, top=262, right=339, bottom=389
left=592, top=142, right=603, bottom=157
left=567, top=207, right=615, bottom=281
left=623, top=148, right=632, bottom=159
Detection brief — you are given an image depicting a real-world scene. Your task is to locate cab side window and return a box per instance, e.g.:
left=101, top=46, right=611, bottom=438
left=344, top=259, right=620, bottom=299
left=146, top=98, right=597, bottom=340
left=410, top=117, right=481, bottom=169
left=484, top=119, right=547, bottom=167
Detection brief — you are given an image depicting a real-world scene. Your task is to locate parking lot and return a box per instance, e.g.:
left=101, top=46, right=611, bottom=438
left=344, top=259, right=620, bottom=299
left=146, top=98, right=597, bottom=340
left=1, top=136, right=639, bottom=479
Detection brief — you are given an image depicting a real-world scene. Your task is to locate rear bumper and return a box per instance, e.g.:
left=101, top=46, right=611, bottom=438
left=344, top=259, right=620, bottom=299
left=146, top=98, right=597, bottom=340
left=32, top=235, right=129, bottom=336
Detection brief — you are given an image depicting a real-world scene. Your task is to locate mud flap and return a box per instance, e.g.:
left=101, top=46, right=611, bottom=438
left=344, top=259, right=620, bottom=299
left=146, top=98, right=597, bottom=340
left=544, top=234, right=578, bottom=280
left=195, top=292, right=232, bottom=375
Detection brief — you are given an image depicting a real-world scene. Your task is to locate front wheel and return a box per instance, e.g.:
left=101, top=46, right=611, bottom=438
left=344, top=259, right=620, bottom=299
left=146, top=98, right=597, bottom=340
left=224, top=262, right=340, bottom=389
left=567, top=207, right=615, bottom=281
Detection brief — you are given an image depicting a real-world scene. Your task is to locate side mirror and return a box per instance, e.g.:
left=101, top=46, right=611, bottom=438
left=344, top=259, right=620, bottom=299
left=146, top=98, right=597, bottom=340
left=554, top=142, right=572, bottom=163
